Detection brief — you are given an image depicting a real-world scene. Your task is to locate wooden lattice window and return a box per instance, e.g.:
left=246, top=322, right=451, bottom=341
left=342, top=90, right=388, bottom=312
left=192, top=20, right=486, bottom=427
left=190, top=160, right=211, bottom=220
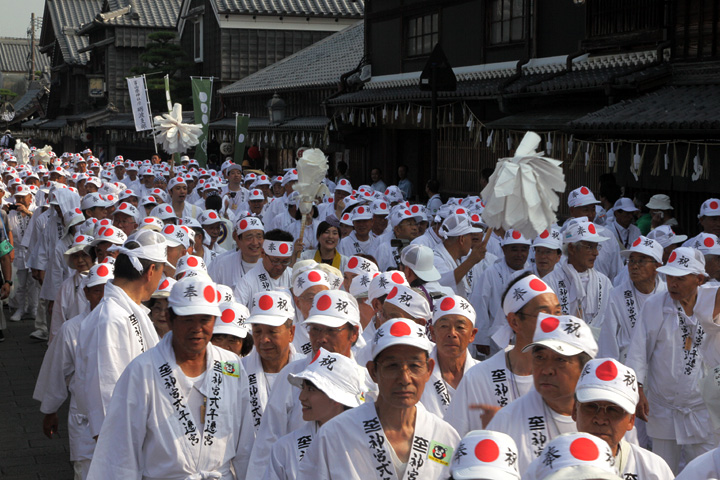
left=406, top=13, right=439, bottom=57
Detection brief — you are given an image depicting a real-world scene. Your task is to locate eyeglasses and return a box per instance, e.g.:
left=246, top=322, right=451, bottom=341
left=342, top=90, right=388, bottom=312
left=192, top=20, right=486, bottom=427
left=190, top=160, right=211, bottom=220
left=376, top=360, right=429, bottom=379
left=307, top=325, right=350, bottom=337
left=267, top=257, right=292, bottom=266
left=579, top=402, right=628, bottom=420
left=577, top=242, right=601, bottom=252
left=627, top=258, right=655, bottom=266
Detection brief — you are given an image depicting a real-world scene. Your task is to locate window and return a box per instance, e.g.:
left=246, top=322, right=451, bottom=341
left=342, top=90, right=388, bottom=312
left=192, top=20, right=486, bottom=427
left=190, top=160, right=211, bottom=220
left=489, top=0, right=529, bottom=45
left=193, top=18, right=203, bottom=62
left=406, top=13, right=439, bottom=57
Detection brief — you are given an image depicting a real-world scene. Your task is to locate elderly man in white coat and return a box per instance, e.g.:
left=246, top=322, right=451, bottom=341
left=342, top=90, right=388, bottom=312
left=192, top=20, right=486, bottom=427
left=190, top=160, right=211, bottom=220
left=487, top=313, right=598, bottom=475
left=74, top=230, right=168, bottom=439
left=626, top=246, right=720, bottom=473
left=208, top=216, right=264, bottom=290
left=87, top=276, right=255, bottom=479
left=299, top=318, right=460, bottom=480
left=545, top=220, right=613, bottom=339
left=433, top=213, right=486, bottom=298
left=573, top=358, right=674, bottom=479
left=233, top=229, right=293, bottom=307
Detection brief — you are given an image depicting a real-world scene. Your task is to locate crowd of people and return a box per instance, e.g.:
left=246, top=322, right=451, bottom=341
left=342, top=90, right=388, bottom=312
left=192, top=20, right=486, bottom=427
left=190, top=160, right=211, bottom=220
left=1, top=144, right=716, bottom=479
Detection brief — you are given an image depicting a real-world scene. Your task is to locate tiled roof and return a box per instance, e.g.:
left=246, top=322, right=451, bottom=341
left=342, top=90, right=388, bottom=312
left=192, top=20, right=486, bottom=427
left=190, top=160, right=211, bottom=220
left=95, top=0, right=182, bottom=28
left=212, top=116, right=329, bottom=130
left=10, top=82, right=50, bottom=124
left=219, top=21, right=363, bottom=95
left=0, top=38, right=50, bottom=73
left=212, top=0, right=364, bottom=17
left=44, top=0, right=103, bottom=65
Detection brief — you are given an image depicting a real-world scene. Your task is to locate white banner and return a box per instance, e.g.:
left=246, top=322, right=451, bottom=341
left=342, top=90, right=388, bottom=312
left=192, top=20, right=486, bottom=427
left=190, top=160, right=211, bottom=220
left=127, top=76, right=153, bottom=132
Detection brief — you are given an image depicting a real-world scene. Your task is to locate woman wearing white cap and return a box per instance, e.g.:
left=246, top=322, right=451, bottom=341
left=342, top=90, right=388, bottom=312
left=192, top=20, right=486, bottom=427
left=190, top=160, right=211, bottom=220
left=262, top=348, right=363, bottom=480
left=87, top=276, right=255, bottom=479
left=8, top=183, right=38, bottom=323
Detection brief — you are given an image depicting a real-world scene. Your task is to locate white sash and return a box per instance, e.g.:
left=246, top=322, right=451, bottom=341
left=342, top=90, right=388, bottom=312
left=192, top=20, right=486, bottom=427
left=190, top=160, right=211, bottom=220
left=522, top=390, right=551, bottom=459
left=676, top=306, right=705, bottom=376
left=243, top=350, right=270, bottom=431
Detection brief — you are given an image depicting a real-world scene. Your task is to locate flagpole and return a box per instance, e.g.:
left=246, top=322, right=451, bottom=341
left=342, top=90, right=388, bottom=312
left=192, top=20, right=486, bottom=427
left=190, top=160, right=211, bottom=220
left=142, top=74, right=158, bottom=154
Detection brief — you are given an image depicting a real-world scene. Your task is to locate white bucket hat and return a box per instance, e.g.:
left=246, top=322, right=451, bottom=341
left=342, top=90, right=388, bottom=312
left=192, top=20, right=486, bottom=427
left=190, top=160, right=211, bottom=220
left=288, top=347, right=364, bottom=407
left=645, top=194, right=672, bottom=210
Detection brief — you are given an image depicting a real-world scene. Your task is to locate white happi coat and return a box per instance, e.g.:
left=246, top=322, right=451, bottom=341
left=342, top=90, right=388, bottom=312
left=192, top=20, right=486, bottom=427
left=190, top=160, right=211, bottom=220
left=434, top=243, right=468, bottom=297
left=675, top=446, right=720, bottom=479
left=86, top=333, right=255, bottom=480
left=597, top=278, right=666, bottom=362
left=615, top=439, right=675, bottom=480
left=338, top=231, right=374, bottom=257
left=487, top=388, right=577, bottom=476
left=241, top=346, right=304, bottom=432
left=263, top=421, right=317, bottom=480
left=33, top=313, right=94, bottom=463
left=75, top=282, right=159, bottom=437
left=419, top=347, right=478, bottom=418
left=625, top=288, right=719, bottom=445
left=207, top=250, right=258, bottom=291
left=374, top=237, right=404, bottom=272
left=544, top=258, right=613, bottom=338
left=49, top=272, right=90, bottom=345
left=445, top=346, right=534, bottom=437
left=411, top=227, right=442, bottom=250
left=232, top=262, right=292, bottom=308
left=298, top=401, right=460, bottom=480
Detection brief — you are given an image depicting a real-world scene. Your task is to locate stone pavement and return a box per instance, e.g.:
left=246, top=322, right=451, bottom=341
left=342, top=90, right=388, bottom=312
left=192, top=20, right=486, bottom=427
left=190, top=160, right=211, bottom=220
left=0, top=313, right=74, bottom=480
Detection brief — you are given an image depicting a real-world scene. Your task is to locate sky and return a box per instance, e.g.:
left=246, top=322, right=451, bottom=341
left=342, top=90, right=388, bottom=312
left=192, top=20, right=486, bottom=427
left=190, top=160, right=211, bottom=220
left=1, top=0, right=47, bottom=39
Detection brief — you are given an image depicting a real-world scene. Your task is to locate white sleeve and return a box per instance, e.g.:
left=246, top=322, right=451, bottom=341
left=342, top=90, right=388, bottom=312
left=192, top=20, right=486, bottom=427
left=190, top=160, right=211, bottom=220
left=33, top=323, right=72, bottom=414
left=233, top=275, right=253, bottom=308
left=231, top=363, right=256, bottom=479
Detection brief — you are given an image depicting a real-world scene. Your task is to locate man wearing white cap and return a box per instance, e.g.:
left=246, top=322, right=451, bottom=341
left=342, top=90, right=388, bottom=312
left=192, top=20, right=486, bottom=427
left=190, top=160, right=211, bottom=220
left=573, top=358, right=674, bottom=479
left=450, top=430, right=521, bottom=480
left=523, top=432, right=621, bottom=480
left=420, top=295, right=479, bottom=417
left=608, top=197, right=641, bottom=250
left=300, top=318, right=460, bottom=479
left=646, top=224, right=687, bottom=263
left=399, top=243, right=454, bottom=300
left=263, top=348, right=363, bottom=480
left=566, top=186, right=623, bottom=281
left=433, top=213, right=487, bottom=298
left=8, top=183, right=38, bottom=322
left=684, top=198, right=720, bottom=248
left=626, top=246, right=720, bottom=473
left=598, top=236, right=666, bottom=362
left=646, top=194, right=677, bottom=230
left=208, top=215, right=264, bottom=291
left=446, top=273, right=561, bottom=436
left=87, top=276, right=255, bottom=479
left=233, top=229, right=293, bottom=307
left=381, top=284, right=432, bottom=326
left=531, top=228, right=562, bottom=279
left=168, top=175, right=201, bottom=219
left=545, top=220, right=612, bottom=336
left=692, top=233, right=720, bottom=284
left=74, top=230, right=169, bottom=439
left=338, top=205, right=374, bottom=256
left=487, top=313, right=598, bottom=475
left=374, top=207, right=420, bottom=271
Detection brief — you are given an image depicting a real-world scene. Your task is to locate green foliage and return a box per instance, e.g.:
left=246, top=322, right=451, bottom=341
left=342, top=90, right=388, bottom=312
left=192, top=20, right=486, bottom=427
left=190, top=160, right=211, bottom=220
left=0, top=89, right=18, bottom=102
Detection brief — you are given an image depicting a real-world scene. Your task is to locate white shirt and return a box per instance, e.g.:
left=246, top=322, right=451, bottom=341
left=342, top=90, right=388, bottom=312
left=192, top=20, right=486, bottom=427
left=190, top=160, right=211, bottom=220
left=262, top=420, right=318, bottom=480
left=419, top=347, right=479, bottom=418
left=338, top=231, right=374, bottom=257
left=207, top=249, right=258, bottom=291
left=232, top=262, right=292, bottom=308
left=49, top=272, right=90, bottom=345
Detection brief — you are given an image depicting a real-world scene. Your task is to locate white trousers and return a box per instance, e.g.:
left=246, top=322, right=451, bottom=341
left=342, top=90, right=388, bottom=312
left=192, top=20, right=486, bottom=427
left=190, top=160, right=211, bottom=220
left=652, top=437, right=715, bottom=475
left=13, top=268, right=39, bottom=315
left=74, top=458, right=91, bottom=480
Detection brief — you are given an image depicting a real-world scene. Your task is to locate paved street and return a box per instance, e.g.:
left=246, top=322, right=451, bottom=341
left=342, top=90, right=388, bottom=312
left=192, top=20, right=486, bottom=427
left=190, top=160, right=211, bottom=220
left=0, top=314, right=74, bottom=480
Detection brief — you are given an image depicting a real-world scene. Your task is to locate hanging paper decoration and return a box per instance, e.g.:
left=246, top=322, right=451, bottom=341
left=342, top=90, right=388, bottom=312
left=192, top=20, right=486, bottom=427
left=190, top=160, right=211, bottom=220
left=664, top=144, right=670, bottom=170
left=486, top=130, right=494, bottom=148
left=545, top=133, right=553, bottom=157
left=584, top=142, right=590, bottom=167
left=691, top=144, right=703, bottom=181
left=608, top=142, right=616, bottom=168
left=567, top=134, right=574, bottom=155
left=153, top=103, right=203, bottom=154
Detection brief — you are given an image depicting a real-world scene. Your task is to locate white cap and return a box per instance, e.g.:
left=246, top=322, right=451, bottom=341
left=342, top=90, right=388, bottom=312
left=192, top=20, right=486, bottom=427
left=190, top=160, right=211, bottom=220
left=350, top=272, right=379, bottom=299
left=620, top=236, right=663, bottom=263
left=119, top=188, right=138, bottom=201
left=612, top=197, right=638, bottom=213
left=83, top=263, right=114, bottom=288
left=162, top=224, right=192, bottom=249
left=92, top=225, right=128, bottom=246
left=235, top=215, right=264, bottom=234
left=432, top=295, right=476, bottom=325
left=248, top=189, right=264, bottom=202
left=336, top=178, right=353, bottom=193
left=372, top=318, right=433, bottom=359
left=167, top=176, right=186, bottom=191
left=691, top=233, right=720, bottom=256
left=138, top=216, right=165, bottom=232
left=371, top=199, right=390, bottom=216
left=567, top=186, right=601, bottom=208
left=451, top=430, right=521, bottom=480
left=576, top=358, right=639, bottom=414
left=288, top=347, right=364, bottom=407
left=198, top=209, right=223, bottom=226
left=699, top=198, right=720, bottom=218
left=247, top=291, right=295, bottom=327
left=63, top=233, right=94, bottom=265
left=150, top=204, right=178, bottom=221
left=385, top=285, right=431, bottom=321
left=80, top=192, right=114, bottom=210
left=293, top=269, right=330, bottom=296
left=523, top=313, right=598, bottom=358
left=368, top=271, right=409, bottom=302
left=112, top=202, right=140, bottom=222
left=440, top=213, right=483, bottom=238
left=390, top=207, right=416, bottom=228
left=533, top=227, right=562, bottom=250
left=175, top=254, right=208, bottom=280
left=501, top=229, right=531, bottom=246
left=563, top=221, right=609, bottom=244
left=140, top=194, right=160, bottom=206
left=345, top=255, right=379, bottom=276
left=384, top=186, right=404, bottom=203
left=645, top=194, right=672, bottom=210
left=152, top=276, right=176, bottom=298
left=305, top=290, right=360, bottom=328
left=657, top=246, right=707, bottom=277
left=502, top=275, right=554, bottom=316
left=214, top=302, right=250, bottom=339
left=168, top=277, right=222, bottom=317
left=352, top=205, right=373, bottom=221
left=339, top=212, right=353, bottom=226
left=400, top=244, right=441, bottom=282
left=646, top=225, right=686, bottom=248
left=217, top=284, right=235, bottom=304
left=524, top=433, right=620, bottom=480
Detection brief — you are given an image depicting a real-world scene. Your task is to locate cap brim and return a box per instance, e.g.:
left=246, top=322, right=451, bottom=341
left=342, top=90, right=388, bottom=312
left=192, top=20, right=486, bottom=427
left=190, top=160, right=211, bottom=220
left=373, top=337, right=433, bottom=359
left=414, top=267, right=441, bottom=282
left=303, top=315, right=349, bottom=328
left=576, top=386, right=636, bottom=414
left=247, top=314, right=290, bottom=327
left=656, top=265, right=704, bottom=277
left=521, top=339, right=584, bottom=356
left=452, top=466, right=520, bottom=480
left=288, top=371, right=362, bottom=408
left=671, top=234, right=688, bottom=243
left=212, top=324, right=249, bottom=338
left=171, top=304, right=222, bottom=317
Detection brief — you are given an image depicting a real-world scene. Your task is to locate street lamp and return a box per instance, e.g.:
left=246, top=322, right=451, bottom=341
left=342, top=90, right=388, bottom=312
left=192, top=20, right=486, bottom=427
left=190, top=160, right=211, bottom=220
left=267, top=93, right=286, bottom=125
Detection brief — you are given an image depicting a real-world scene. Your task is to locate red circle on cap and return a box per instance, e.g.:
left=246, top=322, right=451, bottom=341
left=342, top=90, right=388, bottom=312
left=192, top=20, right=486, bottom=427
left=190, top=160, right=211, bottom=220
left=411, top=205, right=419, bottom=213
left=387, top=286, right=398, bottom=299
left=456, top=208, right=466, bottom=215
left=311, top=348, right=322, bottom=363
left=216, top=291, right=222, bottom=303
left=253, top=190, right=259, bottom=195
left=475, top=439, right=500, bottom=463
left=380, top=202, right=387, bottom=209
left=76, top=235, right=85, bottom=243
left=144, top=218, right=154, bottom=224
left=404, top=210, right=411, bottom=216
left=440, top=297, right=455, bottom=311
left=187, top=256, right=199, bottom=267
left=511, top=230, right=521, bottom=239
left=159, top=279, right=169, bottom=289
left=165, top=206, right=173, bottom=213
left=75, top=208, right=82, bottom=214
left=316, top=294, right=332, bottom=311
left=580, top=187, right=590, bottom=195
left=176, top=177, right=182, bottom=182
left=343, top=214, right=350, bottom=220
left=209, top=211, right=217, bottom=219
left=347, top=257, right=359, bottom=269
left=540, top=230, right=549, bottom=239
left=541, top=316, right=560, bottom=333
left=588, top=224, right=597, bottom=234
left=358, top=207, right=365, bottom=214
left=239, top=219, right=248, bottom=230
left=98, top=227, right=107, bottom=236
left=705, top=237, right=715, bottom=248
left=390, top=321, right=412, bottom=337
left=221, top=309, right=235, bottom=323
left=669, top=251, right=677, bottom=263
left=471, top=214, right=480, bottom=222
left=711, top=201, right=719, bottom=210
left=165, top=225, right=175, bottom=234
left=596, top=360, right=618, bottom=381
left=529, top=279, right=547, bottom=292
left=203, top=285, right=215, bottom=302
left=570, top=437, right=599, bottom=461
left=104, top=228, right=115, bottom=237
left=279, top=243, right=289, bottom=255
left=119, top=203, right=127, bottom=210
left=633, top=238, right=641, bottom=247
left=391, top=272, right=404, bottom=284
left=97, top=265, right=109, bottom=277
left=258, top=294, right=274, bottom=310
left=308, top=271, right=321, bottom=282
left=107, top=195, right=115, bottom=201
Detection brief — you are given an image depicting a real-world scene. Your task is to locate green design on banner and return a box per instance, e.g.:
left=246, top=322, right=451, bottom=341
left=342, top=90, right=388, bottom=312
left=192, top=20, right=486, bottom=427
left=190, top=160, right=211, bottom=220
left=191, top=77, right=213, bottom=167
left=234, top=115, right=250, bottom=164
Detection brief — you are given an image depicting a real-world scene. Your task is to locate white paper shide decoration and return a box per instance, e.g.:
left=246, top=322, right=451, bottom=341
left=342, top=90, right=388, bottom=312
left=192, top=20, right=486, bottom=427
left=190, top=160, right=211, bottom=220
left=293, top=148, right=329, bottom=215
left=153, top=103, right=203, bottom=154
left=481, top=131, right=566, bottom=239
